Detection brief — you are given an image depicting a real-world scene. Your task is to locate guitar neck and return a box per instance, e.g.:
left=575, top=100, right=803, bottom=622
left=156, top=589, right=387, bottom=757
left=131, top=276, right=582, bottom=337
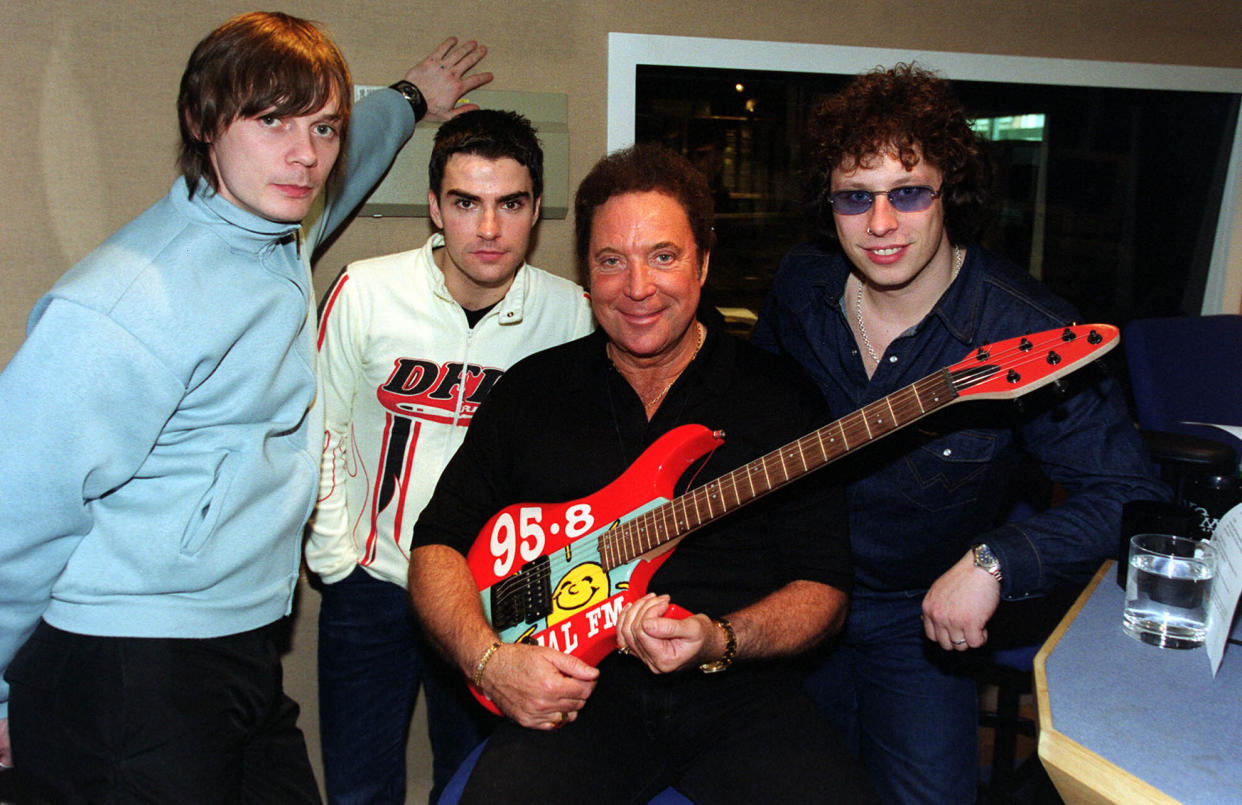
left=599, top=366, right=963, bottom=569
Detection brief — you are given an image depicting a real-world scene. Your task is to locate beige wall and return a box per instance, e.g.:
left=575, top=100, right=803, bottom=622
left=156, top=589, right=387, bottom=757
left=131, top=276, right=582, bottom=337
left=2, top=0, right=1241, bottom=797
left=3, top=0, right=1242, bottom=366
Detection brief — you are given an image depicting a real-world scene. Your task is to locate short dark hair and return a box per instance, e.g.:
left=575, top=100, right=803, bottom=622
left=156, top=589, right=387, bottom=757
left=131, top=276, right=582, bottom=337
left=429, top=110, right=544, bottom=200
left=573, top=143, right=714, bottom=278
left=806, top=63, right=991, bottom=244
left=177, top=12, right=352, bottom=196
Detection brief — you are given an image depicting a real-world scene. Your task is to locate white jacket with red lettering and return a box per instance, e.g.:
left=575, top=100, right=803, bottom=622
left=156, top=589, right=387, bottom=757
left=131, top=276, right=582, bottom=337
left=306, top=234, right=593, bottom=588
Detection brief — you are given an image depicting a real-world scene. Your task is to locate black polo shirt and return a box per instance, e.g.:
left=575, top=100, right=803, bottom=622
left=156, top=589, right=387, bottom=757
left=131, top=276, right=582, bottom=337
left=414, top=321, right=851, bottom=618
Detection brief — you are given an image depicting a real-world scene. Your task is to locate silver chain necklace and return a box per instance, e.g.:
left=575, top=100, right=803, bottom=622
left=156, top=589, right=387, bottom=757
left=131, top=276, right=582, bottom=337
left=855, top=245, right=963, bottom=366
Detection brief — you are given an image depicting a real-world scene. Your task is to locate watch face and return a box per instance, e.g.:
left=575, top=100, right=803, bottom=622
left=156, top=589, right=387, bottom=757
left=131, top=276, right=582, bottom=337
left=974, top=544, right=998, bottom=568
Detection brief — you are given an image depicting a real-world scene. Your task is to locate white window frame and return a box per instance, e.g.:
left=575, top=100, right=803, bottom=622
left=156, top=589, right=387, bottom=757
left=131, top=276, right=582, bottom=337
left=607, top=33, right=1242, bottom=314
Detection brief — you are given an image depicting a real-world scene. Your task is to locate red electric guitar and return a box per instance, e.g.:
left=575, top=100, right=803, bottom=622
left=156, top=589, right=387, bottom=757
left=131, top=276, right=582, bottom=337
left=465, top=324, right=1119, bottom=713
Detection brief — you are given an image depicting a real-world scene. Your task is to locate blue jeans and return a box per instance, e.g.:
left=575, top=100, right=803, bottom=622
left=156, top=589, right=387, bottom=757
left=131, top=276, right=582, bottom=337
left=805, top=590, right=979, bottom=805
left=318, top=568, right=496, bottom=805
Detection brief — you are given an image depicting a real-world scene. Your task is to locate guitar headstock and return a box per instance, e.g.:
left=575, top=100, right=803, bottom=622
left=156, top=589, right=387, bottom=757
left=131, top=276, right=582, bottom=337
left=947, top=324, right=1119, bottom=401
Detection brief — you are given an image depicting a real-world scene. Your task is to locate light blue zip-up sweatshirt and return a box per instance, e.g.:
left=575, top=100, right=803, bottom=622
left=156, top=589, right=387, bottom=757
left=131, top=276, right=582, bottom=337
left=0, top=89, right=416, bottom=718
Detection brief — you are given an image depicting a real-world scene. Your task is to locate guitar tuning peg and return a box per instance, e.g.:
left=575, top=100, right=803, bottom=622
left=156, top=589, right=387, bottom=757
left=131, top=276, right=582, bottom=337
left=1061, top=327, right=1077, bottom=342
left=1087, top=329, right=1103, bottom=345
left=1019, top=337, right=1033, bottom=352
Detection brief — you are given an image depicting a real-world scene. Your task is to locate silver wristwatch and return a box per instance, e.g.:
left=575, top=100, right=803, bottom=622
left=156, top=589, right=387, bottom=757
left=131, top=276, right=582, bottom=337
left=972, top=543, right=1003, bottom=583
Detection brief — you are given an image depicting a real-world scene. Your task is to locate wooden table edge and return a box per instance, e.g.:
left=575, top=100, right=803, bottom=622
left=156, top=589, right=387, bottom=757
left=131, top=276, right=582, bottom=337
left=1033, top=560, right=1180, bottom=804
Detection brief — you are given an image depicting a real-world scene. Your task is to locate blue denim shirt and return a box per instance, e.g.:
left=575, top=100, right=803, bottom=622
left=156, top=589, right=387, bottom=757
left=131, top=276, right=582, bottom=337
left=752, top=242, right=1169, bottom=599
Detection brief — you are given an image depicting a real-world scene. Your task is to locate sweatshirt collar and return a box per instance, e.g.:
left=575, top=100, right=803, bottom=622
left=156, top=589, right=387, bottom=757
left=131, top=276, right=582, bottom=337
left=423, top=232, right=532, bottom=325
left=173, top=177, right=302, bottom=246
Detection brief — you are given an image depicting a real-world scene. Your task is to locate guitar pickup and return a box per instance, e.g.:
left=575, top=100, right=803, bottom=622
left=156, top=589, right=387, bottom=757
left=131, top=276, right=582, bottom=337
left=489, top=554, right=552, bottom=630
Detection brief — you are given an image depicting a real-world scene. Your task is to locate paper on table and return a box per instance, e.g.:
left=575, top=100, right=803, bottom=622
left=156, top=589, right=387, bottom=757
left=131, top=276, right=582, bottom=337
left=1206, top=501, right=1242, bottom=675
left=1183, top=421, right=1242, bottom=442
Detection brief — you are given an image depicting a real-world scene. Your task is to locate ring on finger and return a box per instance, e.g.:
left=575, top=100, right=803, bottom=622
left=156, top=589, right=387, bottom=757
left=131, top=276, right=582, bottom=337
left=951, top=638, right=968, bottom=646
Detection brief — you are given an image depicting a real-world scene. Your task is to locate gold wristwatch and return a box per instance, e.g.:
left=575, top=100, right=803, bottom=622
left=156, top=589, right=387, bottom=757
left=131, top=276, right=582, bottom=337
left=698, top=617, right=736, bottom=673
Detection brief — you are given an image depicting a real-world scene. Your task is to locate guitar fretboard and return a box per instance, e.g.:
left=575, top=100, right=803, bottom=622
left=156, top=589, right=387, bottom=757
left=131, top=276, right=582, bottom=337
left=598, top=366, right=970, bottom=570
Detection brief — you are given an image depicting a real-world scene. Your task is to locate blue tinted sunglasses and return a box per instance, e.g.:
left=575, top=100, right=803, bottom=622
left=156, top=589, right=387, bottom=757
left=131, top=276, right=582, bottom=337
left=828, top=185, right=942, bottom=215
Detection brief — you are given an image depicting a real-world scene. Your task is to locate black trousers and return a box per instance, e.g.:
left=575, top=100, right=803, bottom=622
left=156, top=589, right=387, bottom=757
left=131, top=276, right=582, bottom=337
left=6, top=621, right=320, bottom=805
left=460, top=657, right=877, bottom=805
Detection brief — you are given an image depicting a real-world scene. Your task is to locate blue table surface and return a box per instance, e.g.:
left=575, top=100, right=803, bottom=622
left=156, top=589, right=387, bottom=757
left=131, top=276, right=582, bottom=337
left=1044, top=571, right=1242, bottom=802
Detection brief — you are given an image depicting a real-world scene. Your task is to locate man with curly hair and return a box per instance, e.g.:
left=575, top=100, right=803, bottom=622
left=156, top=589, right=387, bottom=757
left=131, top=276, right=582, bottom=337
left=752, top=64, right=1166, bottom=803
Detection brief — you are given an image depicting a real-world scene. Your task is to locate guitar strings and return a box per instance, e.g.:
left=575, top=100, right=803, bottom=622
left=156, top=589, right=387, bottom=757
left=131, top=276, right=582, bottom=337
left=488, top=329, right=1094, bottom=615
left=487, top=328, right=1104, bottom=620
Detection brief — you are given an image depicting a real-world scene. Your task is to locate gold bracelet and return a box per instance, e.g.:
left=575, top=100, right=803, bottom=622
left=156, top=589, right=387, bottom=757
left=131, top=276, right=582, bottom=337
left=472, top=641, right=502, bottom=688
left=698, top=617, right=736, bottom=674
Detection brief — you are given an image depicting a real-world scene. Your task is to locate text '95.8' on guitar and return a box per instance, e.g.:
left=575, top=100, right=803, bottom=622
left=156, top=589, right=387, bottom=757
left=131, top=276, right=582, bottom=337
left=464, top=324, right=1118, bottom=713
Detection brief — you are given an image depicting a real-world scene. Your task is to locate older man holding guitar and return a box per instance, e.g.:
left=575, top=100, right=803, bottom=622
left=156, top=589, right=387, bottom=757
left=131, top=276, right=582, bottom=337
left=408, top=144, right=878, bottom=804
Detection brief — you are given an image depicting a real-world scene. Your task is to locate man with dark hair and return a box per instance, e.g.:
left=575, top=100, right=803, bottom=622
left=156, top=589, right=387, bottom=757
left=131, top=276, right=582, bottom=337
left=0, top=11, right=490, bottom=802
left=308, top=108, right=592, bottom=805
left=406, top=143, right=876, bottom=804
left=752, top=64, right=1167, bottom=803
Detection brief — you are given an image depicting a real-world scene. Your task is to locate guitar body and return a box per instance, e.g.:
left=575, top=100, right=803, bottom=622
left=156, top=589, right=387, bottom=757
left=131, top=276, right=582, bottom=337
left=465, top=424, right=723, bottom=711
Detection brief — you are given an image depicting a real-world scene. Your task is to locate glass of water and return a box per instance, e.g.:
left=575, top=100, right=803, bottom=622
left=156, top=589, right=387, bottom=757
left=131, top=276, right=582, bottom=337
left=1123, top=533, right=1216, bottom=649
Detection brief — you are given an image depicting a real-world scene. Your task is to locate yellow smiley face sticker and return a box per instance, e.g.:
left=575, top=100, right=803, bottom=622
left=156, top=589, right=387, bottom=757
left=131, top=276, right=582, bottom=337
left=547, top=562, right=610, bottom=626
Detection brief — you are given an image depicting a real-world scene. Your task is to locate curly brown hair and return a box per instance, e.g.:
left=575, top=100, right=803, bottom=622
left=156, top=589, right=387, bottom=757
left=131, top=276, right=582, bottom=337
left=574, top=143, right=714, bottom=281
left=806, top=63, right=991, bottom=244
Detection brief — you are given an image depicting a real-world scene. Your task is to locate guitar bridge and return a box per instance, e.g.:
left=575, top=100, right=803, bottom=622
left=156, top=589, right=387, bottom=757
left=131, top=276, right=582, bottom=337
left=489, top=554, right=552, bottom=630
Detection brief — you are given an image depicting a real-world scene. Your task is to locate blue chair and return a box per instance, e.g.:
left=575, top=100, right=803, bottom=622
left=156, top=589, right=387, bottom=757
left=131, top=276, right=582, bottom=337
left=436, top=740, right=692, bottom=804
left=1123, top=314, right=1242, bottom=469
left=977, top=585, right=1080, bottom=802
left=1122, top=314, right=1242, bottom=536
left=975, top=498, right=1072, bottom=800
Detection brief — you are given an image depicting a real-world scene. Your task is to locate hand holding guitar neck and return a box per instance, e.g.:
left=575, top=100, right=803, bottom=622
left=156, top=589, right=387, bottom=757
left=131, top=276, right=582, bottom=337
left=616, top=593, right=722, bottom=674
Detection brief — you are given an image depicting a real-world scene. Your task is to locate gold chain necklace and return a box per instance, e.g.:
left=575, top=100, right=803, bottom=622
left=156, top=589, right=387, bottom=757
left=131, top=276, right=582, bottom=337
left=610, top=322, right=705, bottom=409
left=855, top=245, right=963, bottom=366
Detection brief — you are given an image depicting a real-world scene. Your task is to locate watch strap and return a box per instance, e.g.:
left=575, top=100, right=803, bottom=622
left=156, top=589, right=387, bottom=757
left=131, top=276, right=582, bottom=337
left=389, top=80, right=428, bottom=122
left=698, top=617, right=736, bottom=674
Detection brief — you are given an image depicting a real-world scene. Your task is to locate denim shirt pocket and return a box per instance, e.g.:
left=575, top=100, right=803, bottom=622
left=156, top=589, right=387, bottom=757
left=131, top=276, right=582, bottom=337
left=180, top=450, right=239, bottom=556
left=898, top=429, right=999, bottom=512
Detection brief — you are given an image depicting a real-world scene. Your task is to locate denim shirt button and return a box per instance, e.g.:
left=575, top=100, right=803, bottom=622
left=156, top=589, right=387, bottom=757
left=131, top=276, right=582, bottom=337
left=889, top=355, right=898, bottom=363
left=942, top=448, right=952, bottom=457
